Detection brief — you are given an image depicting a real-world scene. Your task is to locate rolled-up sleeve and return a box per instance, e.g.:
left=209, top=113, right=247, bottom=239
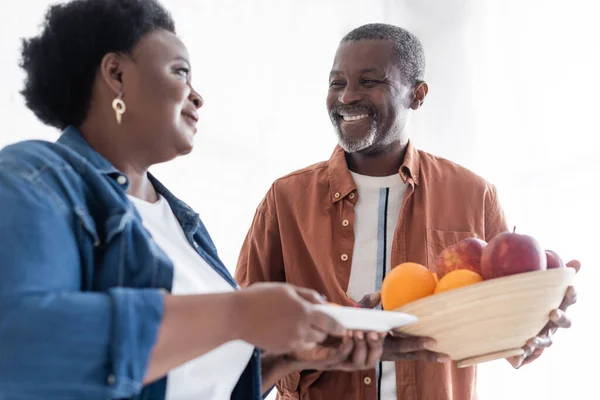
left=0, top=171, right=164, bottom=399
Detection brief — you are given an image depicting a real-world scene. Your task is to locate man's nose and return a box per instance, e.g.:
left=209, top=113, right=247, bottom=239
left=339, top=84, right=363, bottom=104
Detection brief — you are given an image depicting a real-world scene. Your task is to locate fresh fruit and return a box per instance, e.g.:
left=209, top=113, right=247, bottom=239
left=381, top=262, right=437, bottom=310
left=434, top=237, right=487, bottom=279
left=434, top=269, right=483, bottom=294
left=481, top=227, right=546, bottom=279
left=545, top=250, right=565, bottom=269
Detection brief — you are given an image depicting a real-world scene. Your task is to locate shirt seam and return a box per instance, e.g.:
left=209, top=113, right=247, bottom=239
left=1, top=164, right=72, bottom=216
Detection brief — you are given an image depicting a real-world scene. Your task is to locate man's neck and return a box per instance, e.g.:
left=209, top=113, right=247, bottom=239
left=345, top=140, right=408, bottom=177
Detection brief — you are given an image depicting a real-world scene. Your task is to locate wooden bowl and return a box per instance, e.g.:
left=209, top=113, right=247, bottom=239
left=392, top=267, right=576, bottom=368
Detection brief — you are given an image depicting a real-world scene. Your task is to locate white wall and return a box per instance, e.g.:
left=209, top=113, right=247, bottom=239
left=1, top=1, right=598, bottom=399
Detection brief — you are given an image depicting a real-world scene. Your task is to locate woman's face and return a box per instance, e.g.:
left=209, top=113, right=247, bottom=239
left=117, top=29, right=203, bottom=163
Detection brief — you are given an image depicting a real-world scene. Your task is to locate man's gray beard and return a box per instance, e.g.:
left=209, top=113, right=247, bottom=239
left=334, top=122, right=377, bottom=153
left=334, top=119, right=401, bottom=153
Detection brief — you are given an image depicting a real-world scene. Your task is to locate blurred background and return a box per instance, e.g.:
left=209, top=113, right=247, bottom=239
left=1, top=0, right=598, bottom=398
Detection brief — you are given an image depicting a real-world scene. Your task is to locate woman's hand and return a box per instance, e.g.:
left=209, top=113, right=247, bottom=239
left=233, top=283, right=346, bottom=355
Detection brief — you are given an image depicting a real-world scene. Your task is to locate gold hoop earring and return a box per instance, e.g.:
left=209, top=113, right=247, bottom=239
left=112, top=94, right=126, bottom=124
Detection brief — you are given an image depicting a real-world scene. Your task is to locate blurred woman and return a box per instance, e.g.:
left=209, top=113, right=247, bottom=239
left=0, top=1, right=385, bottom=399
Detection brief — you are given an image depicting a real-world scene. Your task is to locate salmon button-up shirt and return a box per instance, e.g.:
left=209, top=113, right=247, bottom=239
left=235, top=141, right=508, bottom=400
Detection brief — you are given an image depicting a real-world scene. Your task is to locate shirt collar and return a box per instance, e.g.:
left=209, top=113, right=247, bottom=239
left=328, top=140, right=420, bottom=203
left=57, top=125, right=121, bottom=176
left=148, top=173, right=200, bottom=234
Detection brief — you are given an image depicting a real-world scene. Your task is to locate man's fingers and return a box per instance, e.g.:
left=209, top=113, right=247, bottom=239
left=336, top=335, right=355, bottom=359
left=517, top=347, right=544, bottom=368
left=507, top=354, right=523, bottom=369
left=559, top=286, right=577, bottom=309
left=384, top=335, right=437, bottom=353
left=389, top=330, right=410, bottom=338
left=358, top=292, right=381, bottom=309
left=550, top=308, right=572, bottom=328
left=318, top=336, right=355, bottom=367
left=566, top=259, right=581, bottom=273
left=527, top=335, right=553, bottom=349
left=309, top=309, right=346, bottom=337
left=350, top=331, right=367, bottom=366
left=365, top=331, right=385, bottom=367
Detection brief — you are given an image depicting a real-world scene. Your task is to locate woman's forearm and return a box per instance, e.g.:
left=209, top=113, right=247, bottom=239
left=143, top=292, right=242, bottom=384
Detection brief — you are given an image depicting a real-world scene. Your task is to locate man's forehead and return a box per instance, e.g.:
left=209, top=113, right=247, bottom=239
left=331, top=39, right=395, bottom=73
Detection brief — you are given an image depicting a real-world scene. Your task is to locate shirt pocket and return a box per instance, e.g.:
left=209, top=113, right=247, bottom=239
left=425, top=229, right=478, bottom=271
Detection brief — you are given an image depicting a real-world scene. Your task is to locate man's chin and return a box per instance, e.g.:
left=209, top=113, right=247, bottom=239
left=335, top=130, right=375, bottom=153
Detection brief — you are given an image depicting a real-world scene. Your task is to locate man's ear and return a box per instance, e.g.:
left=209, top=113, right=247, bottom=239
left=410, top=81, right=429, bottom=110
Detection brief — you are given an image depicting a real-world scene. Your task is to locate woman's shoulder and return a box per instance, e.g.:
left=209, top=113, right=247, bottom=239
left=0, top=139, right=75, bottom=177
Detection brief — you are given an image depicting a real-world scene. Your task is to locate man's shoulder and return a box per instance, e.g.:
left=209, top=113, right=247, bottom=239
left=418, top=149, right=495, bottom=190
left=271, top=159, right=331, bottom=192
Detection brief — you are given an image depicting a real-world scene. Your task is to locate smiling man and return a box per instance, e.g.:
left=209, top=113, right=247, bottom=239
left=235, top=23, right=577, bottom=400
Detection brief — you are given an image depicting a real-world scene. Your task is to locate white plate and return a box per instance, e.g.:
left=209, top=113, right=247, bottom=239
left=314, top=304, right=418, bottom=332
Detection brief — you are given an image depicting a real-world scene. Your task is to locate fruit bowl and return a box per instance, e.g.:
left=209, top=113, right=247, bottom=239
left=392, top=267, right=576, bottom=368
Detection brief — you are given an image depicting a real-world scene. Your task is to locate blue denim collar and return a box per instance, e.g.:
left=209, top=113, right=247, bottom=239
left=57, top=125, right=200, bottom=235
left=57, top=125, right=121, bottom=176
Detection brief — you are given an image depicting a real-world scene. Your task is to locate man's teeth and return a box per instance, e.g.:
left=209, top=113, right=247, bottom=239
left=342, top=114, right=369, bottom=122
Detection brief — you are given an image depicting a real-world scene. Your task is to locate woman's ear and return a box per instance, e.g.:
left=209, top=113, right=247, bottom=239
left=99, top=52, right=125, bottom=96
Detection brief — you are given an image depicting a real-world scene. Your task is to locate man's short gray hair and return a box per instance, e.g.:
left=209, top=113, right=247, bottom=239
left=341, top=23, right=426, bottom=85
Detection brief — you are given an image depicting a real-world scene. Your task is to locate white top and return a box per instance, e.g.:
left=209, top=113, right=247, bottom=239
left=346, top=172, right=408, bottom=400
left=128, top=194, right=254, bottom=400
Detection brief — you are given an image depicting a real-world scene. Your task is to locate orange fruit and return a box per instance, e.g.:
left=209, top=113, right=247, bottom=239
left=434, top=269, right=483, bottom=294
left=381, top=262, right=437, bottom=310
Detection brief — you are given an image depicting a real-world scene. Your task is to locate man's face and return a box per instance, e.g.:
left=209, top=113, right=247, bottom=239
left=327, top=40, right=412, bottom=153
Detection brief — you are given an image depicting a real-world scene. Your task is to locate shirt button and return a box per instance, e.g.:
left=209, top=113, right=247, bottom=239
left=116, top=176, right=127, bottom=185
left=349, top=192, right=355, bottom=199
left=364, top=376, right=372, bottom=385
left=342, top=219, right=349, bottom=227
left=334, top=192, right=340, bottom=199
left=341, top=254, right=349, bottom=261
left=107, top=374, right=116, bottom=385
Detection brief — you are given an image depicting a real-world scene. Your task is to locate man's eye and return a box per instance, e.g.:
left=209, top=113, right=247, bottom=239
left=329, top=81, right=345, bottom=87
left=362, top=79, right=379, bottom=85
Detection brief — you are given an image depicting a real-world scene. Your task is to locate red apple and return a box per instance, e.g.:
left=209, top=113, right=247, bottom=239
left=545, top=250, right=565, bottom=269
left=434, top=237, right=487, bottom=279
left=481, top=228, right=546, bottom=279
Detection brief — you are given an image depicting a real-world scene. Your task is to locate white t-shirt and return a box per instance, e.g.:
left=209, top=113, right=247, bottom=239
left=345, top=172, right=408, bottom=400
left=128, top=194, right=254, bottom=400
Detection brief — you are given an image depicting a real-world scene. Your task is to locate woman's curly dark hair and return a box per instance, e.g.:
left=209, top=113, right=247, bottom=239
left=20, top=0, right=175, bottom=129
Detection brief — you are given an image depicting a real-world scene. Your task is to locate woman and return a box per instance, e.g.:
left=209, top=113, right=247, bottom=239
left=0, top=1, right=385, bottom=399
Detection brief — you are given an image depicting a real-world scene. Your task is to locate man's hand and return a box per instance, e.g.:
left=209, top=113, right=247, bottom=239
left=285, top=330, right=386, bottom=372
left=508, top=260, right=580, bottom=369
left=356, top=292, right=450, bottom=364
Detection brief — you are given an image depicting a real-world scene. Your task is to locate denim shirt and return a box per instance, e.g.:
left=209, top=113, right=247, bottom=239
left=0, top=126, right=262, bottom=400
